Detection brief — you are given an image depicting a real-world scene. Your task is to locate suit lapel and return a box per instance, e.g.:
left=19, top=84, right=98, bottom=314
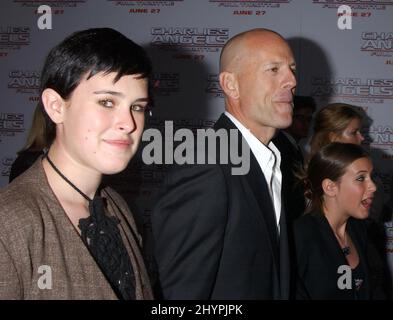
left=215, top=114, right=281, bottom=270
left=246, top=152, right=280, bottom=253
left=279, top=207, right=290, bottom=299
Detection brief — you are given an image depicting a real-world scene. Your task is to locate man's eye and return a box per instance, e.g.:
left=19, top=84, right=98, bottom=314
left=356, top=176, right=365, bottom=182
left=270, top=67, right=279, bottom=73
left=99, top=99, right=114, bottom=108
left=131, top=104, right=146, bottom=112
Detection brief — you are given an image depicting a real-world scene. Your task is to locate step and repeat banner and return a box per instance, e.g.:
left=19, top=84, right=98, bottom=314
left=1, top=0, right=393, bottom=283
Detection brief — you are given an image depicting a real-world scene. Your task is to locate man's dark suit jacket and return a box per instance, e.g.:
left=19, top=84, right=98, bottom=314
left=151, top=113, right=290, bottom=299
left=272, top=131, right=306, bottom=298
left=294, top=213, right=370, bottom=300
left=272, top=131, right=305, bottom=224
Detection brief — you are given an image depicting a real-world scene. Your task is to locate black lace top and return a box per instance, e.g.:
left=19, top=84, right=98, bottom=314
left=78, top=196, right=136, bottom=300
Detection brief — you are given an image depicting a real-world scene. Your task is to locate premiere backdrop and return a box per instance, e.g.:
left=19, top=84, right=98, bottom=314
left=1, top=0, right=393, bottom=281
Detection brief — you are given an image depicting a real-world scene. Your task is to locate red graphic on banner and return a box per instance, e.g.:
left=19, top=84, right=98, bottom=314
left=313, top=0, right=393, bottom=10
left=209, top=0, right=291, bottom=11
left=107, top=0, right=184, bottom=13
left=129, top=8, right=161, bottom=13
left=337, top=11, right=372, bottom=17
left=13, top=0, right=87, bottom=9
left=232, top=9, right=266, bottom=15
left=34, top=8, right=65, bottom=14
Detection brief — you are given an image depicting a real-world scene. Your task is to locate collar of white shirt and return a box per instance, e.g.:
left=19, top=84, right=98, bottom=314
left=224, top=112, right=282, bottom=230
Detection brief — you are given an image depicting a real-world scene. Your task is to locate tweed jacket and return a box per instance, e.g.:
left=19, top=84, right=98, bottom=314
left=0, top=159, right=153, bottom=300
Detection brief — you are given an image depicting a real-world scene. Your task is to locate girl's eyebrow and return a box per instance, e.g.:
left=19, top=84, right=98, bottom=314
left=93, top=90, right=125, bottom=97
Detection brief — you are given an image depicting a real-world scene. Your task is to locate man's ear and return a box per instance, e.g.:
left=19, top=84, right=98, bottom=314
left=41, top=88, right=66, bottom=124
left=322, top=178, right=337, bottom=197
left=219, top=71, right=239, bottom=99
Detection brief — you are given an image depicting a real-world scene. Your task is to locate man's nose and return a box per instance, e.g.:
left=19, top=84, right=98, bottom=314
left=283, top=68, right=297, bottom=90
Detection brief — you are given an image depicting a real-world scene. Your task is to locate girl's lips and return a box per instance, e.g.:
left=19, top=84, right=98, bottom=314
left=104, top=139, right=131, bottom=148
left=361, top=198, right=373, bottom=209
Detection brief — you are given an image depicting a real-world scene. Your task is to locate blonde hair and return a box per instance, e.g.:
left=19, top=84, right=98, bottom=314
left=309, top=103, right=363, bottom=158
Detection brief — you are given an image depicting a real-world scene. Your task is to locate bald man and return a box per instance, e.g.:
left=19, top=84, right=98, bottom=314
left=152, top=29, right=297, bottom=299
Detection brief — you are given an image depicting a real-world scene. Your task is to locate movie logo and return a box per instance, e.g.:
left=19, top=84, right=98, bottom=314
left=312, top=0, right=393, bottom=10
left=109, top=0, right=183, bottom=6
left=361, top=32, right=393, bottom=57
left=0, top=113, right=25, bottom=137
left=13, top=0, right=87, bottom=8
left=206, top=74, right=224, bottom=98
left=151, top=27, right=229, bottom=53
left=107, top=0, right=184, bottom=12
left=8, top=70, right=40, bottom=94
left=152, top=73, right=180, bottom=97
left=0, top=26, right=30, bottom=51
left=368, top=125, right=393, bottom=152
left=209, top=0, right=291, bottom=9
left=311, top=77, right=393, bottom=103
